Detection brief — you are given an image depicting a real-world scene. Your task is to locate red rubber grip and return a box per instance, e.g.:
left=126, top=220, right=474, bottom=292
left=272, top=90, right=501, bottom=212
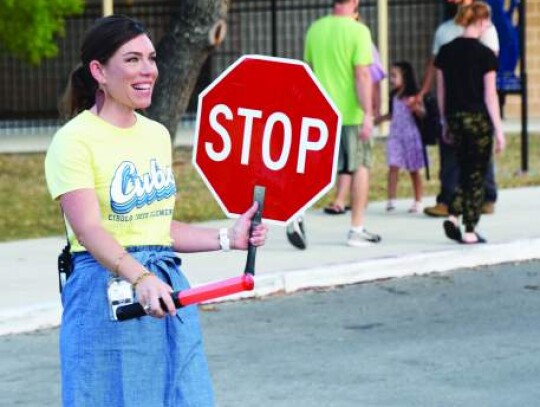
left=176, top=274, right=255, bottom=306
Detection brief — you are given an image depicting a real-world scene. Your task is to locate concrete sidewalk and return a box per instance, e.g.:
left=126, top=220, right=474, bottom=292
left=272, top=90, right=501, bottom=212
left=1, top=187, right=539, bottom=336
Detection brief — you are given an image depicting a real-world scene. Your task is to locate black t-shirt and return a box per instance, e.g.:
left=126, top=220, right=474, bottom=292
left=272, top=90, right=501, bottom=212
left=435, top=37, right=498, bottom=115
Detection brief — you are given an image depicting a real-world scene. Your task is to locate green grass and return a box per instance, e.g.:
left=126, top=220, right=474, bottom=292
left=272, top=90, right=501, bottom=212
left=1, top=133, right=538, bottom=242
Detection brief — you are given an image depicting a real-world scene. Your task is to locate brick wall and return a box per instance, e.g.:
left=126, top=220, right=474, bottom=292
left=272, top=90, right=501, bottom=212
left=504, top=0, right=539, bottom=119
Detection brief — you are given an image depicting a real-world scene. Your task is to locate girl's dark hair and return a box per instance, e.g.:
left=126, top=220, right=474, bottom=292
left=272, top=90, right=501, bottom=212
left=59, top=15, right=150, bottom=118
left=392, top=61, right=419, bottom=98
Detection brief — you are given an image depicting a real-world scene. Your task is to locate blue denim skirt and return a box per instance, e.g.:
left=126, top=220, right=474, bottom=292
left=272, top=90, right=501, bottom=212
left=60, top=246, right=214, bottom=406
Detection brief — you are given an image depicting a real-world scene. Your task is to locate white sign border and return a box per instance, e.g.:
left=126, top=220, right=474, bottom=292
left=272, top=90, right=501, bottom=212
left=193, top=54, right=342, bottom=226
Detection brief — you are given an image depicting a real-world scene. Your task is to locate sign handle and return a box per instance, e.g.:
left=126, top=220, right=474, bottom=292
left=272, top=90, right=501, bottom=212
left=115, top=274, right=255, bottom=321
left=244, top=185, right=265, bottom=275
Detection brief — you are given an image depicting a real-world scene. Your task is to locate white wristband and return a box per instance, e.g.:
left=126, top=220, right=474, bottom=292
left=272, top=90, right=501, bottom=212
left=219, top=228, right=230, bottom=252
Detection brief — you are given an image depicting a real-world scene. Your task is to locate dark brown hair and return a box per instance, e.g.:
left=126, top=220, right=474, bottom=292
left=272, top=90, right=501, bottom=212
left=59, top=15, right=150, bottom=119
left=392, top=61, right=419, bottom=98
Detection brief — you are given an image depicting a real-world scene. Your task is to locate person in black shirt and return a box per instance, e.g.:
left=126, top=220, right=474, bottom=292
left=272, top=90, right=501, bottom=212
left=435, top=1, right=505, bottom=244
left=420, top=0, right=500, bottom=219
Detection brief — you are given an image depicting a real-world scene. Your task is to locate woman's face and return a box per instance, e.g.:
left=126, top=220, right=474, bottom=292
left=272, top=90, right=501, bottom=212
left=98, top=34, right=158, bottom=111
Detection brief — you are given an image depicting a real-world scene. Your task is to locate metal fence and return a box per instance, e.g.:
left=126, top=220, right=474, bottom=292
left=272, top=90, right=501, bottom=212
left=0, top=0, right=445, bottom=135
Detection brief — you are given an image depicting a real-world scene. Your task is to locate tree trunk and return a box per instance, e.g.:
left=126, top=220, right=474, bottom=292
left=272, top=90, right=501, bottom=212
left=146, top=0, right=230, bottom=143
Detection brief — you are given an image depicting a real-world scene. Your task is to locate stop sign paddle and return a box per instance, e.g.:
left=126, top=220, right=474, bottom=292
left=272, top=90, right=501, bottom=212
left=194, top=54, right=341, bottom=224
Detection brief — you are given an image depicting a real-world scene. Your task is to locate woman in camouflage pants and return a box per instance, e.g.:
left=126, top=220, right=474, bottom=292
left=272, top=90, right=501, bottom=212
left=434, top=2, right=506, bottom=244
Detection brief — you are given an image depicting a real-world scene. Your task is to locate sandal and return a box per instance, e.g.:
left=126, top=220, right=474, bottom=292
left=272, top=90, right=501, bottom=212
left=323, top=204, right=346, bottom=215
left=443, top=220, right=462, bottom=242
left=460, top=233, right=487, bottom=244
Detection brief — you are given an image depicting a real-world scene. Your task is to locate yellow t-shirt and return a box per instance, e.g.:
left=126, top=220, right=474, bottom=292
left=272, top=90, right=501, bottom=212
left=45, top=110, right=176, bottom=252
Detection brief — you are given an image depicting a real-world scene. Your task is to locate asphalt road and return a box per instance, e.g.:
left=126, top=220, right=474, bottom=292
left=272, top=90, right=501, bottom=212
left=1, top=261, right=540, bottom=407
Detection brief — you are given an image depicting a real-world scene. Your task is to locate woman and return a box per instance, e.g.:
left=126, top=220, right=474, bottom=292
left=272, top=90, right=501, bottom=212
left=435, top=1, right=505, bottom=244
left=45, top=15, right=267, bottom=406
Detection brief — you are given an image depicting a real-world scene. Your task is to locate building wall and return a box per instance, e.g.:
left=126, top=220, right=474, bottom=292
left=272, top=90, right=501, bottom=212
left=504, top=0, right=539, bottom=119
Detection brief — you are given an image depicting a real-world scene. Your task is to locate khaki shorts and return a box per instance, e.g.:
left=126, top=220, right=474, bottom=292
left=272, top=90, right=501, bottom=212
left=337, top=125, right=373, bottom=174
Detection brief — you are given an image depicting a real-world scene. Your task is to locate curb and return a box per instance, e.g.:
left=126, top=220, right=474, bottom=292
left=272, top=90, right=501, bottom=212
left=224, top=238, right=540, bottom=299
left=2, top=238, right=539, bottom=336
left=0, top=302, right=62, bottom=337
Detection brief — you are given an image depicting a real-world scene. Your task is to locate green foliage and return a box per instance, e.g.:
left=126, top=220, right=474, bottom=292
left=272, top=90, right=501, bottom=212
left=0, top=0, right=83, bottom=64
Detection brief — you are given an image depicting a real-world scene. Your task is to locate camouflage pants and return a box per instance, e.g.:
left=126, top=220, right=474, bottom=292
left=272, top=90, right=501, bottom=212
left=447, top=112, right=493, bottom=232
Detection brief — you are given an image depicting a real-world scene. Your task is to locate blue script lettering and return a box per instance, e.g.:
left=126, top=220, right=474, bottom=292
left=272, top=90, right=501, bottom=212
left=110, top=160, right=176, bottom=214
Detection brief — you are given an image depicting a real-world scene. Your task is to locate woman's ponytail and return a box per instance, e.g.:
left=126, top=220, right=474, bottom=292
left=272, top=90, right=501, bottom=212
left=59, top=63, right=98, bottom=119
left=455, top=1, right=491, bottom=27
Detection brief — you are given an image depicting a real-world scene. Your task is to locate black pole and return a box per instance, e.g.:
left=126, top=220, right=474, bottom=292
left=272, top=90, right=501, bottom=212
left=271, top=0, right=277, bottom=56
left=519, top=0, right=528, bottom=172
left=422, top=143, right=430, bottom=181
left=244, top=186, right=265, bottom=276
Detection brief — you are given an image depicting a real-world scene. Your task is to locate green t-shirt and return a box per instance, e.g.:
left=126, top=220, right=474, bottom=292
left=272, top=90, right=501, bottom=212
left=304, top=15, right=373, bottom=125
left=45, top=111, right=176, bottom=252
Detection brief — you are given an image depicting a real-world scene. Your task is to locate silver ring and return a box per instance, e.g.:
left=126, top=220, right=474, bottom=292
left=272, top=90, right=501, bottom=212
left=143, top=303, right=151, bottom=313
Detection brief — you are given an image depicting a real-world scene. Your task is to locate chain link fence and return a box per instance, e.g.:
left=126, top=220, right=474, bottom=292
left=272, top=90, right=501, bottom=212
left=0, top=0, right=444, bottom=136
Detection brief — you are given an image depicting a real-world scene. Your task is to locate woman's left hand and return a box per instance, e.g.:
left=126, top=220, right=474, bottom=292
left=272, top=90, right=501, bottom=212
left=229, top=202, right=268, bottom=250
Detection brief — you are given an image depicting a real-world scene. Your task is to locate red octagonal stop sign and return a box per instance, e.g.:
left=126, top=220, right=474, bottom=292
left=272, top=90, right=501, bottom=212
left=193, top=55, right=341, bottom=224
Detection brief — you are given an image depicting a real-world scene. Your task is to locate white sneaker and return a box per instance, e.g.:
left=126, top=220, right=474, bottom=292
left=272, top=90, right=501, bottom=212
left=347, top=228, right=382, bottom=247
left=286, top=217, right=307, bottom=250
left=408, top=201, right=423, bottom=213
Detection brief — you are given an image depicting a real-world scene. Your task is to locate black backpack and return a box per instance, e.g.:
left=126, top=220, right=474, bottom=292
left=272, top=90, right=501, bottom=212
left=414, top=93, right=442, bottom=146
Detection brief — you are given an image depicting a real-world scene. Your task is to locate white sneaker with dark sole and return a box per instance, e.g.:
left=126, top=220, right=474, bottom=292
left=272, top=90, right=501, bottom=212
left=286, top=217, right=307, bottom=250
left=347, top=229, right=382, bottom=247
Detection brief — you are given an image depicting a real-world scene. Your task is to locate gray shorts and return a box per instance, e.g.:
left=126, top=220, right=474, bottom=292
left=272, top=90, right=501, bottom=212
left=337, top=125, right=373, bottom=174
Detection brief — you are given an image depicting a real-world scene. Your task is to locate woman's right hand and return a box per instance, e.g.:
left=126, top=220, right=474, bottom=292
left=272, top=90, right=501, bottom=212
left=133, top=272, right=176, bottom=318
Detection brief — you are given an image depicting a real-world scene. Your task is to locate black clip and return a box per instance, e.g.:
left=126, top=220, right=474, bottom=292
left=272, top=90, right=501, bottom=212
left=58, top=244, right=73, bottom=293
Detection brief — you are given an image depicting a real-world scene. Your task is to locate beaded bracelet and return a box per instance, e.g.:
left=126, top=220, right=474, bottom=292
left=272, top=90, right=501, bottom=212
left=132, top=270, right=154, bottom=289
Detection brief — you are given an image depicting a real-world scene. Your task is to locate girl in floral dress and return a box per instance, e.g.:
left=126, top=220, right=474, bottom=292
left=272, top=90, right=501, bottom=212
left=377, top=61, right=425, bottom=213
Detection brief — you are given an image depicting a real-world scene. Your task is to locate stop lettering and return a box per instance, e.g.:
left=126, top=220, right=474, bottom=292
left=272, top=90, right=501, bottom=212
left=205, top=104, right=329, bottom=174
